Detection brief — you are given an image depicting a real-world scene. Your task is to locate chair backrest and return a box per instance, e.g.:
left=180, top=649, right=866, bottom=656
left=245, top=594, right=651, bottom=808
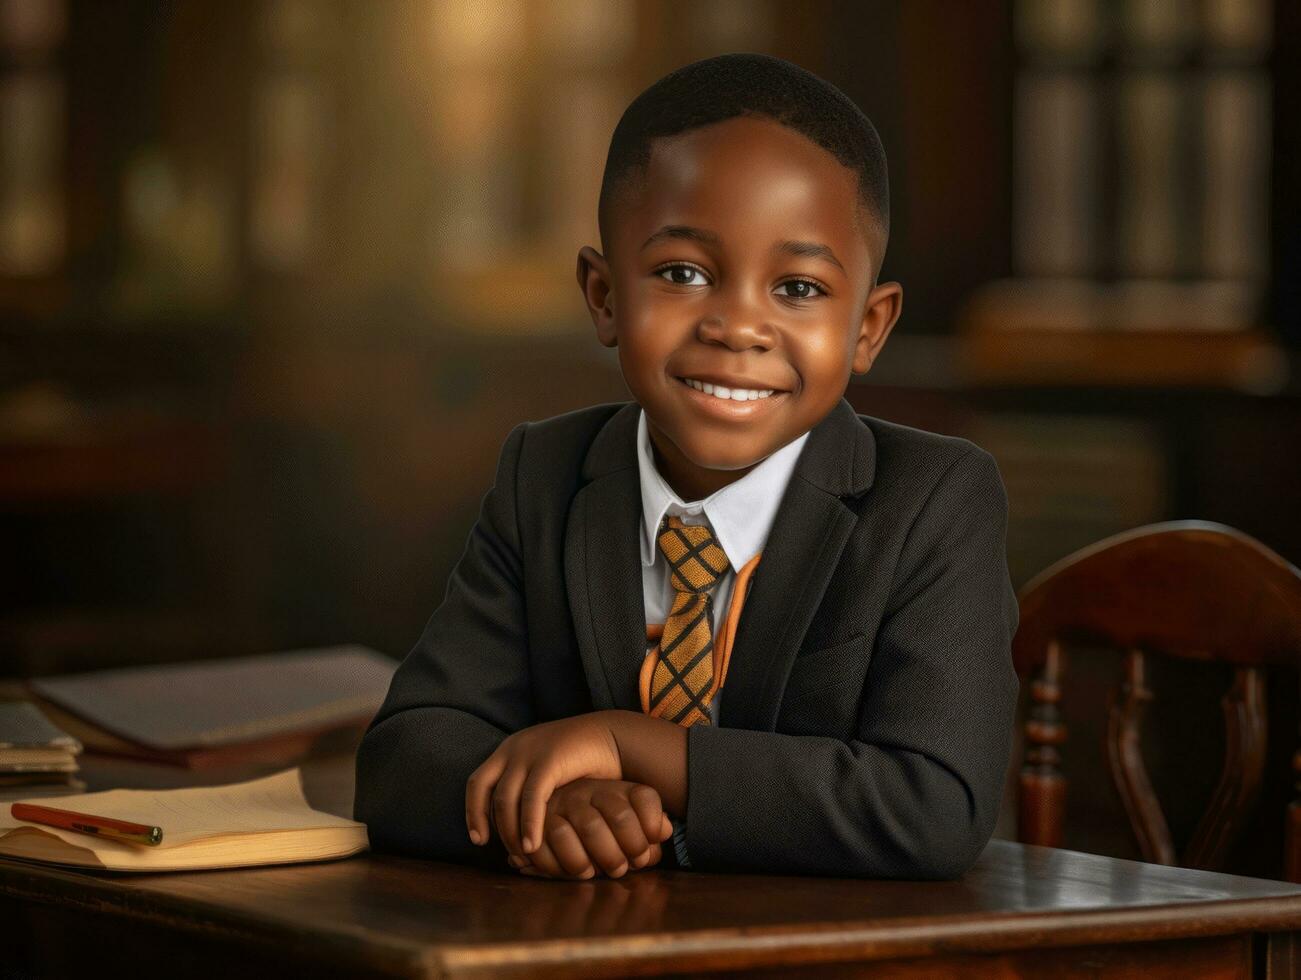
left=1013, top=521, right=1301, bottom=879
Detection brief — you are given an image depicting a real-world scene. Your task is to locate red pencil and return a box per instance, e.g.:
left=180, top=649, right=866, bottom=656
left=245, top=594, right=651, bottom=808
left=11, top=802, right=163, bottom=846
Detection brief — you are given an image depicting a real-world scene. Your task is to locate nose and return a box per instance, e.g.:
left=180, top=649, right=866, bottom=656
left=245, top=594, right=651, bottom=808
left=695, top=282, right=775, bottom=352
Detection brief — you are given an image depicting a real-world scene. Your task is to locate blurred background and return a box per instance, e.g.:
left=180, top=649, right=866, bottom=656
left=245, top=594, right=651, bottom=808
left=0, top=0, right=1298, bottom=861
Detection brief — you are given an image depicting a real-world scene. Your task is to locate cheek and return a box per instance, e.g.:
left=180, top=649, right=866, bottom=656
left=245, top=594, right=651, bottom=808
left=620, top=296, right=684, bottom=360
left=616, top=326, right=670, bottom=389
left=790, top=331, right=847, bottom=378
left=619, top=325, right=664, bottom=372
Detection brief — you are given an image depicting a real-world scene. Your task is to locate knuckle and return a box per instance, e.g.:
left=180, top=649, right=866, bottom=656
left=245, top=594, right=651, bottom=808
left=554, top=799, right=578, bottom=819
left=628, top=783, right=660, bottom=804
left=576, top=815, right=605, bottom=836
left=549, top=817, right=577, bottom=838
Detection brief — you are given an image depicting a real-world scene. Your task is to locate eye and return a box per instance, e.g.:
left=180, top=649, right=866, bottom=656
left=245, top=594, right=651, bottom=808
left=654, top=263, right=711, bottom=287
left=777, top=278, right=827, bottom=300
left=653, top=263, right=827, bottom=300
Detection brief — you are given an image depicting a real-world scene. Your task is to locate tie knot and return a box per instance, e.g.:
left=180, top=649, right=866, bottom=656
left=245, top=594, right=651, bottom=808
left=657, top=514, right=730, bottom=593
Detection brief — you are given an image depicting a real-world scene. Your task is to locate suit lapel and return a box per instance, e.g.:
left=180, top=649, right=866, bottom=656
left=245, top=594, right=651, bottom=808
left=718, top=484, right=856, bottom=730
left=564, top=397, right=877, bottom=726
left=720, top=398, right=877, bottom=731
left=564, top=403, right=647, bottom=713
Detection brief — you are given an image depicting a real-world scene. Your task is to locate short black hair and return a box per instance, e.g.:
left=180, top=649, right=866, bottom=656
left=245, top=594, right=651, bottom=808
left=598, top=52, right=890, bottom=279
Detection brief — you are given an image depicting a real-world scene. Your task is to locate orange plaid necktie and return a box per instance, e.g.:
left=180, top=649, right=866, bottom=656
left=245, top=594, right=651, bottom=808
left=646, top=514, right=731, bottom=727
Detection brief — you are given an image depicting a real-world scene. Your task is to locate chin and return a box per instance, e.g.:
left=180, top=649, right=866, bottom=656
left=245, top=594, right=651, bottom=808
left=682, top=443, right=771, bottom=473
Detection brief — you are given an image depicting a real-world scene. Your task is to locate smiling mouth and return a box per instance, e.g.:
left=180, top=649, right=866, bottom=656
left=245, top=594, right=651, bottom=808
left=674, top=376, right=789, bottom=402
left=671, top=376, right=792, bottom=420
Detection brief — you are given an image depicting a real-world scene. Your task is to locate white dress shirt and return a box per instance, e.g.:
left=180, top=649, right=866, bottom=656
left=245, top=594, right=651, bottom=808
left=636, top=407, right=809, bottom=867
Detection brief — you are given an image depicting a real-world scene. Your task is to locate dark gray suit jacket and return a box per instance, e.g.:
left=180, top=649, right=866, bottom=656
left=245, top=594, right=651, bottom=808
left=354, top=397, right=1019, bottom=878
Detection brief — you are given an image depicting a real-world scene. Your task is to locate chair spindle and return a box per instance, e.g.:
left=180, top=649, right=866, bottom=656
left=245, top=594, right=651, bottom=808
left=1106, top=649, right=1176, bottom=866
left=1185, top=667, right=1267, bottom=871
left=1020, top=640, right=1066, bottom=847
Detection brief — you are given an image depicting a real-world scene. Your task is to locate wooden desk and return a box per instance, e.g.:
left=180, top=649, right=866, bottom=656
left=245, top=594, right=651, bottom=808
left=3, top=750, right=1301, bottom=979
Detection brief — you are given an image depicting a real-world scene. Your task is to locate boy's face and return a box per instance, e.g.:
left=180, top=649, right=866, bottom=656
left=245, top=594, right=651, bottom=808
left=578, top=115, right=902, bottom=501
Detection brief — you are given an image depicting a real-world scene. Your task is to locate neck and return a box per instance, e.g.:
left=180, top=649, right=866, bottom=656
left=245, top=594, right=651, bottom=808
left=648, top=424, right=759, bottom=501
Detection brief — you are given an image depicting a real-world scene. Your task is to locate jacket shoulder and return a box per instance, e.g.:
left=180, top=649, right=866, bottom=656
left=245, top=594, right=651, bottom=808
left=858, top=412, right=995, bottom=475
left=523, top=400, right=627, bottom=440
left=510, top=400, right=629, bottom=494
left=519, top=400, right=625, bottom=461
left=852, top=412, right=1002, bottom=512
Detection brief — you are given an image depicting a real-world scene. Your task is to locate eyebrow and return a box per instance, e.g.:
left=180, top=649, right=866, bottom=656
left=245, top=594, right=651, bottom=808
left=641, top=225, right=845, bottom=274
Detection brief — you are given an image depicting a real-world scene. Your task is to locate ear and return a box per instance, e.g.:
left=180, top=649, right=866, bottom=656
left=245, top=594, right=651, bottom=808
left=851, top=281, right=903, bottom=375
left=576, top=246, right=617, bottom=347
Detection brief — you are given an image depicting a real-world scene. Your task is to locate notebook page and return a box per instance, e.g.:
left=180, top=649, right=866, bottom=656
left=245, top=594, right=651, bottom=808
left=2, top=767, right=363, bottom=848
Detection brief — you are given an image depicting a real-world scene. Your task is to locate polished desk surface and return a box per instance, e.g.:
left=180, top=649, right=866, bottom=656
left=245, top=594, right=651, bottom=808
left=5, top=745, right=1301, bottom=979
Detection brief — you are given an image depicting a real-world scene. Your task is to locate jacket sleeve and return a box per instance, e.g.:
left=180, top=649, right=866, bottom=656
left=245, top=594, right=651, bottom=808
left=354, top=421, right=534, bottom=872
left=681, top=447, right=1020, bottom=879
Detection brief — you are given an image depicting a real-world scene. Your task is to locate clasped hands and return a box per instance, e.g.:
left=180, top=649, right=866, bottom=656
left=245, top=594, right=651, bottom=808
left=465, top=710, right=674, bottom=880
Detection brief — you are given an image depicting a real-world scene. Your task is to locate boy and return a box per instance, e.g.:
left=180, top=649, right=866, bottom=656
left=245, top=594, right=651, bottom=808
left=355, top=53, right=1019, bottom=880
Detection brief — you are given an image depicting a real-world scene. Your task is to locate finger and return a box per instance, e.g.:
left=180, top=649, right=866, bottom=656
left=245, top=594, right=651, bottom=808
left=626, top=784, right=666, bottom=843
left=659, top=813, right=673, bottom=842
left=465, top=754, right=506, bottom=846
left=492, top=765, right=530, bottom=857
left=634, top=838, right=666, bottom=869
left=519, top=833, right=574, bottom=879
left=590, top=797, right=651, bottom=872
left=542, top=817, right=599, bottom=879
left=518, top=768, right=560, bottom=855
left=567, top=803, right=632, bottom=878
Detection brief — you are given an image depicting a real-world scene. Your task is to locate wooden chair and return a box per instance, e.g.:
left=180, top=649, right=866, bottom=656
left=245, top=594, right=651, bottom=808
left=1013, top=521, right=1301, bottom=880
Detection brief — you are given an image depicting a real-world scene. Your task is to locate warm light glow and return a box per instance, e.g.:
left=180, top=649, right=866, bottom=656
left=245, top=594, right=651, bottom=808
left=430, top=0, right=526, bottom=68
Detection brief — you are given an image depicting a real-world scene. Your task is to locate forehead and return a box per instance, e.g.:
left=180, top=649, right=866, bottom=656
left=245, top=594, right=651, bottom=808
left=616, top=115, right=873, bottom=274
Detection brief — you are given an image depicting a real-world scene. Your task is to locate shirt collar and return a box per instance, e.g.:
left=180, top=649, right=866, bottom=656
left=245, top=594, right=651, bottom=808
left=637, top=408, right=810, bottom=571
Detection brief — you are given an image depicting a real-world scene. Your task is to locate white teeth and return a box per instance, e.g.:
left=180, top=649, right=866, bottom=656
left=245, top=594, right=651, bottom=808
left=683, top=378, right=775, bottom=401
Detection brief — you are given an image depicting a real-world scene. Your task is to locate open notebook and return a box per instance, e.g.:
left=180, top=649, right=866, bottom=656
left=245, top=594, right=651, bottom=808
left=0, top=768, right=368, bottom=871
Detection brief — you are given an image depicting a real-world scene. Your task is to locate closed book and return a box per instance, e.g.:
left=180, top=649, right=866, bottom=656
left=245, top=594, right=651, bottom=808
left=0, top=701, right=82, bottom=753
left=25, top=645, right=395, bottom=769
left=0, top=754, right=79, bottom=772
left=0, top=702, right=81, bottom=776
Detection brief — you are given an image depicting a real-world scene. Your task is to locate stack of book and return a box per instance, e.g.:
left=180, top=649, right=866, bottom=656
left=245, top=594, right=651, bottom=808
left=0, top=701, right=86, bottom=801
